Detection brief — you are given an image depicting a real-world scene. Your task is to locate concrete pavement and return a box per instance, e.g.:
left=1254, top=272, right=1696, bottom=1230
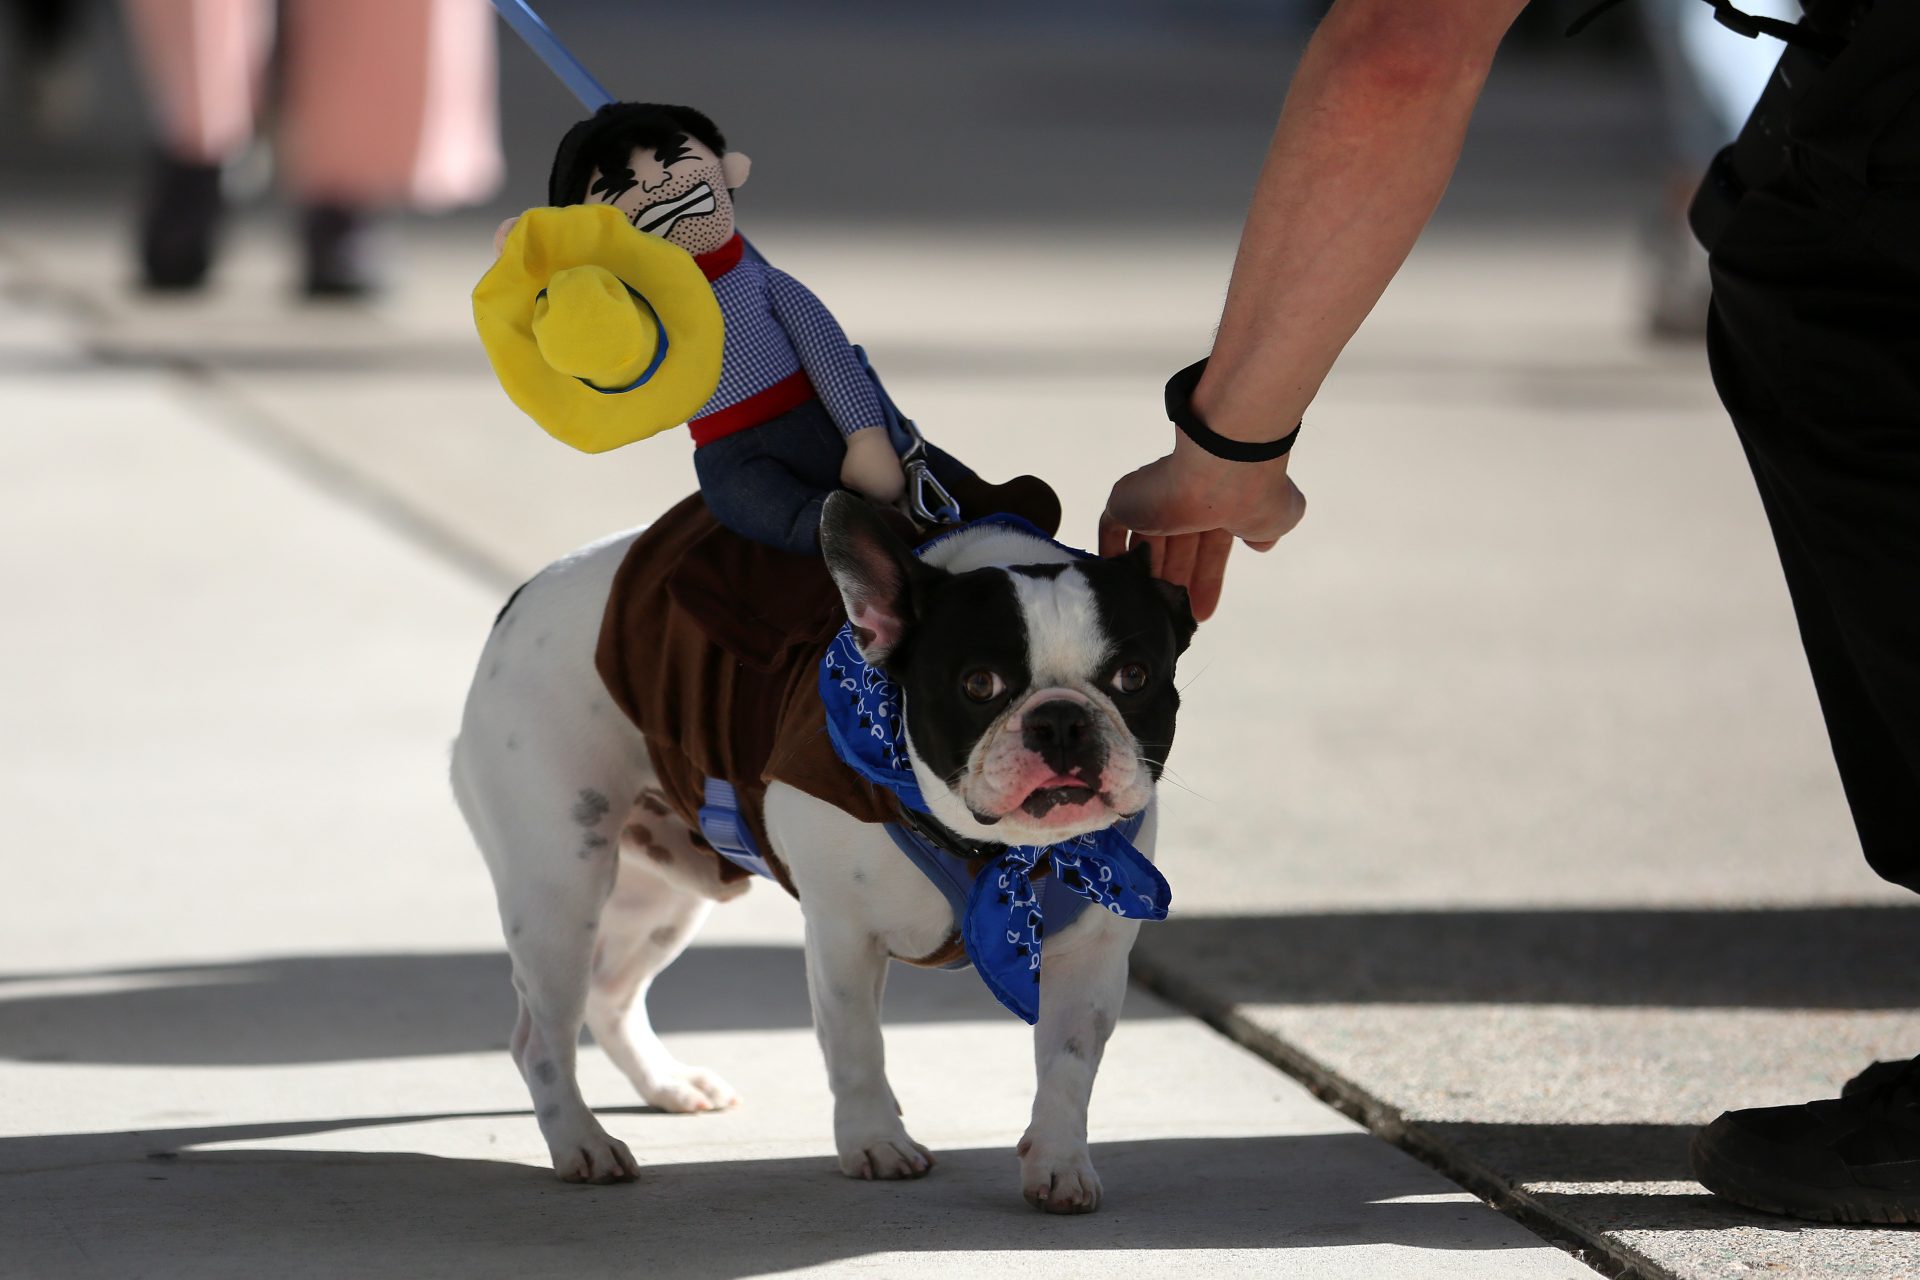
left=4, top=8, right=1919, bottom=1275
left=0, top=244, right=1587, bottom=1277
left=9, top=198, right=1920, bottom=1277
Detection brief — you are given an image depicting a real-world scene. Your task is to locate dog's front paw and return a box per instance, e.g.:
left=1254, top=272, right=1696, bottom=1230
left=837, top=1124, right=935, bottom=1181
left=549, top=1126, right=642, bottom=1184
left=1018, top=1133, right=1102, bottom=1214
left=639, top=1063, right=741, bottom=1114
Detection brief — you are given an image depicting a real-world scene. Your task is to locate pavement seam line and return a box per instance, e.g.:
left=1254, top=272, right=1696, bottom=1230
left=1129, top=949, right=1675, bottom=1280
left=166, top=367, right=526, bottom=594
left=0, top=242, right=525, bottom=598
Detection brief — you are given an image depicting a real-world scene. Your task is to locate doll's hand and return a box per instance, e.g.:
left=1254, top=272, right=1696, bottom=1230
left=492, top=216, right=520, bottom=255
left=840, top=425, right=907, bottom=504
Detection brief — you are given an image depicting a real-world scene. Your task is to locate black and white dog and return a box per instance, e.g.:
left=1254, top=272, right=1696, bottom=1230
left=450, top=494, right=1193, bottom=1212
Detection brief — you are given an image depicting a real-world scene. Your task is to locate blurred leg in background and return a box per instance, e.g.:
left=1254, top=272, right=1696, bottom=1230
left=278, top=0, right=501, bottom=296
left=122, top=0, right=501, bottom=297
left=122, top=0, right=267, bottom=290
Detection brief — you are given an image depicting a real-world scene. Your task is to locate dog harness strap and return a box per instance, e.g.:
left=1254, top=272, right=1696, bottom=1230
left=882, top=818, right=1102, bottom=975
left=1164, top=357, right=1301, bottom=463
left=695, top=778, right=777, bottom=882
left=896, top=803, right=998, bottom=863
left=882, top=824, right=985, bottom=972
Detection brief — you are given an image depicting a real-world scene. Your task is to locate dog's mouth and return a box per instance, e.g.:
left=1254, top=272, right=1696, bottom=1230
left=1021, top=785, right=1098, bottom=819
left=629, top=182, right=717, bottom=238
left=1017, top=774, right=1105, bottom=820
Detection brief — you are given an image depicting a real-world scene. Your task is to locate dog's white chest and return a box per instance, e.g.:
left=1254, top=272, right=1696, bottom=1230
left=766, top=783, right=957, bottom=963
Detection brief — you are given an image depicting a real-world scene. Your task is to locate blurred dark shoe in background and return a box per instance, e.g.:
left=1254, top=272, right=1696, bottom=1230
left=138, top=152, right=225, bottom=292
left=4, top=0, right=92, bottom=141
left=300, top=202, right=384, bottom=300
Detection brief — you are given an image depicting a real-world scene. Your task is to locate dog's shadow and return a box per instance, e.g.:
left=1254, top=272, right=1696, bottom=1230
left=9, top=904, right=1918, bottom=1068
left=2, top=1112, right=1641, bottom=1277
left=0, top=944, right=1100, bottom=1067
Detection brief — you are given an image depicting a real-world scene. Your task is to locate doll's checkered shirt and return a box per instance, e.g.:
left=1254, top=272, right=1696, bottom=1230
left=701, top=258, right=885, bottom=437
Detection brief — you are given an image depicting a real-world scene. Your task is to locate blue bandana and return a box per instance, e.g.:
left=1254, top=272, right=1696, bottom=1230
left=816, top=517, right=1173, bottom=1023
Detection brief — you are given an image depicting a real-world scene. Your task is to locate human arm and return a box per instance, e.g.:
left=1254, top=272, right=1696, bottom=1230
left=1101, top=0, right=1529, bottom=619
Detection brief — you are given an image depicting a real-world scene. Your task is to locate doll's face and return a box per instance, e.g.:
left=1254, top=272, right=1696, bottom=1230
left=586, top=134, right=748, bottom=257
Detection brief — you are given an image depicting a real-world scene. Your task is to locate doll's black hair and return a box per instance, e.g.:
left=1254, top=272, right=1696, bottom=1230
left=547, top=102, right=730, bottom=206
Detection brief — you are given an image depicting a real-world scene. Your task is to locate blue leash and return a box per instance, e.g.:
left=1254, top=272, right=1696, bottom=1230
left=488, top=0, right=613, bottom=110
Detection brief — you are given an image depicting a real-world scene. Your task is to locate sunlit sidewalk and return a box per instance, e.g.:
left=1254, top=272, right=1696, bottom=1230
left=0, top=228, right=1594, bottom=1278
left=3, top=191, right=1918, bottom=1278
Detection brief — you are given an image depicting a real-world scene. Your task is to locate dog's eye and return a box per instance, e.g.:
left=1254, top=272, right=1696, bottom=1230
left=961, top=669, right=1004, bottom=703
left=1112, top=662, right=1149, bottom=694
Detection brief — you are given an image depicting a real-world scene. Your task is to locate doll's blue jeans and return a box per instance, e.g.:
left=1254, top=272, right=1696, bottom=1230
left=693, top=397, right=973, bottom=555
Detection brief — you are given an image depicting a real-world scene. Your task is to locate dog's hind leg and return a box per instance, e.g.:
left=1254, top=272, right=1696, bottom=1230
left=493, top=802, right=642, bottom=1184
left=451, top=531, right=663, bottom=1183
left=584, top=829, right=741, bottom=1114
left=455, top=680, right=649, bottom=1181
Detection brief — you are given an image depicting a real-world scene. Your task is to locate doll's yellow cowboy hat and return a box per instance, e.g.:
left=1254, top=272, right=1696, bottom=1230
left=473, top=203, right=724, bottom=453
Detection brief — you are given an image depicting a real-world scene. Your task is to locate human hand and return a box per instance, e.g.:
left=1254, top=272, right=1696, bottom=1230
left=1100, top=432, right=1306, bottom=622
left=840, top=425, right=907, bottom=504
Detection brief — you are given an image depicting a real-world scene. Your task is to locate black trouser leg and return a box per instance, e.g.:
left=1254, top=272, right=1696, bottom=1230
left=1705, top=180, right=1920, bottom=891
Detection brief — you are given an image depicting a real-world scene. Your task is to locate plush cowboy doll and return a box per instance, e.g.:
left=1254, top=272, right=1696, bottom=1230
left=478, top=102, right=1047, bottom=554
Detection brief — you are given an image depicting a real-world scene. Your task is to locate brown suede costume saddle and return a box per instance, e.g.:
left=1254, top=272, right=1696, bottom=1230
left=594, top=482, right=1060, bottom=962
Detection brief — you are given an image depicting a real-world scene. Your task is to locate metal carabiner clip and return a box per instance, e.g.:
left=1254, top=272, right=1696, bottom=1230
left=897, top=417, right=961, bottom=528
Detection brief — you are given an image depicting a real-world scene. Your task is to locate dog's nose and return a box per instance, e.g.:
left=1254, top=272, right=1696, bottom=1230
left=1021, top=699, right=1100, bottom=776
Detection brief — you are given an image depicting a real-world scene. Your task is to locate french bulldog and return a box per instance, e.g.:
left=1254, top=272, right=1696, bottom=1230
left=449, top=492, right=1194, bottom=1212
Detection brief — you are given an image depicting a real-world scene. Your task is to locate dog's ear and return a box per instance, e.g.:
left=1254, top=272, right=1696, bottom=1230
left=821, top=492, right=938, bottom=665
left=1119, top=542, right=1198, bottom=656
left=1156, top=578, right=1198, bottom=655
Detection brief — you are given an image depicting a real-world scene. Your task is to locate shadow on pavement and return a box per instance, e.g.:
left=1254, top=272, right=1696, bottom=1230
left=7, top=904, right=1916, bottom=1068
left=0, top=1118, right=1544, bottom=1276
left=1136, top=905, right=1920, bottom=1008
left=1425, top=1123, right=1815, bottom=1235
left=0, top=946, right=1178, bottom=1066
left=1130, top=908, right=1920, bottom=1248
left=1423, top=1121, right=1700, bottom=1184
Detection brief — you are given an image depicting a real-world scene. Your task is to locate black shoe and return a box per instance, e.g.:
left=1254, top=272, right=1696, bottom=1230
left=1690, top=1055, right=1920, bottom=1224
left=139, top=153, right=225, bottom=292
left=1843, top=1061, right=1911, bottom=1099
left=300, top=203, right=383, bottom=299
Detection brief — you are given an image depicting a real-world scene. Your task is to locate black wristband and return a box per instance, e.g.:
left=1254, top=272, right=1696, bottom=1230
left=1164, top=357, right=1300, bottom=462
